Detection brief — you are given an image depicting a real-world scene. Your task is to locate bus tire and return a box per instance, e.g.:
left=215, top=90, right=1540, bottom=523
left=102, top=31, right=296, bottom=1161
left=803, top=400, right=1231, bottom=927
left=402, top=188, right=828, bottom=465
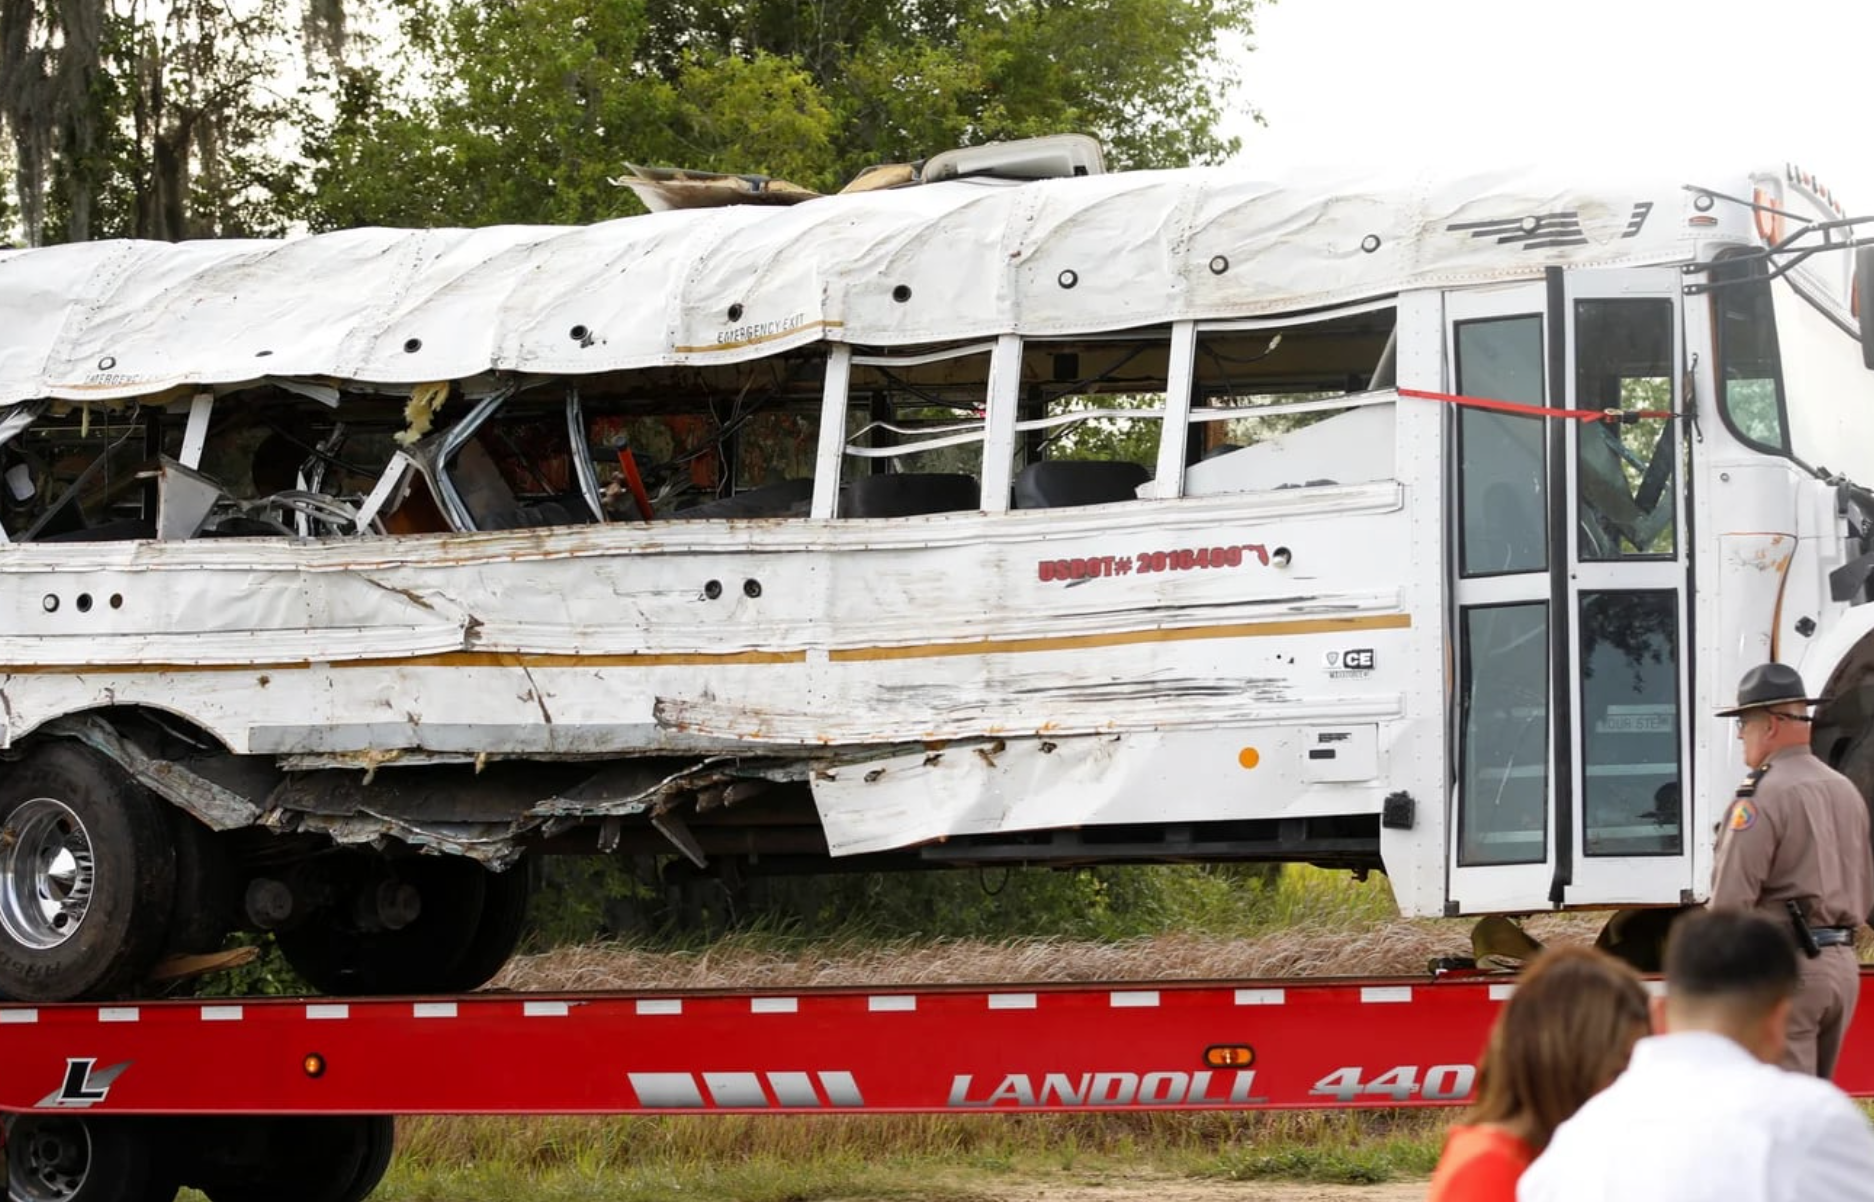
left=439, top=860, right=531, bottom=993
left=274, top=855, right=489, bottom=996
left=0, top=743, right=177, bottom=1002
left=163, top=808, right=236, bottom=958
left=1831, top=725, right=1874, bottom=854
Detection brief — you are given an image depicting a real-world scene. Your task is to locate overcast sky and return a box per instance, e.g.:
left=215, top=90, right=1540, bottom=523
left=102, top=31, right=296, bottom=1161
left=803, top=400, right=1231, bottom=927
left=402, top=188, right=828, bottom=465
left=1224, top=0, right=1874, bottom=205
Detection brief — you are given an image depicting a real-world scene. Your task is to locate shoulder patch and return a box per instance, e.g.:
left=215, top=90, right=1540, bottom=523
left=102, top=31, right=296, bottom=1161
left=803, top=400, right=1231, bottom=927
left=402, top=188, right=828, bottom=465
left=1729, top=799, right=1758, bottom=832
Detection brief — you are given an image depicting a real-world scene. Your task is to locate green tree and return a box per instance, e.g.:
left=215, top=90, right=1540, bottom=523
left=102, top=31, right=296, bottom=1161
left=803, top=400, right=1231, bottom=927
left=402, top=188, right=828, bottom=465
left=1, top=0, right=356, bottom=244
left=300, top=0, right=1260, bottom=230
left=0, top=143, right=17, bottom=242
left=302, top=0, right=836, bottom=229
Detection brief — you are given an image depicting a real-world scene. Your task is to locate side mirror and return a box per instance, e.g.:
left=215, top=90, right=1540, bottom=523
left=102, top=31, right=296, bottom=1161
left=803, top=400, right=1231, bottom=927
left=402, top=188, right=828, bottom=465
left=1858, top=245, right=1874, bottom=370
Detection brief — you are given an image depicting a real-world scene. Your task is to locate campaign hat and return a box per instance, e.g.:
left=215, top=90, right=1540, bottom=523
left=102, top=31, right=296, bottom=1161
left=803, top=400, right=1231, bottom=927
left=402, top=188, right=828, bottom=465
left=1714, top=662, right=1826, bottom=717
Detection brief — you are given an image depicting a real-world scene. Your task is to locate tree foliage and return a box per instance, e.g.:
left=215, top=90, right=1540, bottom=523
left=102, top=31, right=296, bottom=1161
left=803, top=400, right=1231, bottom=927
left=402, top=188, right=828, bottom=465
left=1, top=0, right=349, bottom=244
left=2, top=0, right=1259, bottom=243
left=299, top=0, right=1259, bottom=230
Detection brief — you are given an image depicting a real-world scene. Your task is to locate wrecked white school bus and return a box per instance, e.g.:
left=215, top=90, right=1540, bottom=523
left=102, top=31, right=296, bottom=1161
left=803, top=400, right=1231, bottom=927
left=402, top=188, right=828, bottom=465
left=5, top=136, right=1874, bottom=1000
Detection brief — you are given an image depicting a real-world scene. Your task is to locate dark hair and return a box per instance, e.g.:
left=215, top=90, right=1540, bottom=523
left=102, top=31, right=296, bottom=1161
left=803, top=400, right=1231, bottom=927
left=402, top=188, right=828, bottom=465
left=1665, top=909, right=1799, bottom=1011
left=1467, top=946, right=1650, bottom=1152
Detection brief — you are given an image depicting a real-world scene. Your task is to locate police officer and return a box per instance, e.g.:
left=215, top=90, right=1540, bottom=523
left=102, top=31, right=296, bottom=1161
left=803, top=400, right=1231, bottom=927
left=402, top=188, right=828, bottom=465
left=1712, top=662, right=1874, bottom=1078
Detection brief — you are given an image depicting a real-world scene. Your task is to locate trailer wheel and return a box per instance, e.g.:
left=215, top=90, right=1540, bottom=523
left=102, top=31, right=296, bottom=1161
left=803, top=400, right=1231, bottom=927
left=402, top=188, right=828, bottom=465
left=334, top=1115, right=395, bottom=1202
left=276, top=856, right=500, bottom=995
left=197, top=1115, right=385, bottom=1202
left=0, top=743, right=176, bottom=1001
left=4, top=1114, right=174, bottom=1202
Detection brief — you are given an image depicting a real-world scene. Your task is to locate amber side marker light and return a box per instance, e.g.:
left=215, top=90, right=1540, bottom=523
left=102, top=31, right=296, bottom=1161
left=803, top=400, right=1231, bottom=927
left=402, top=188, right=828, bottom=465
left=303, top=1053, right=327, bottom=1079
left=1204, top=1044, right=1254, bottom=1069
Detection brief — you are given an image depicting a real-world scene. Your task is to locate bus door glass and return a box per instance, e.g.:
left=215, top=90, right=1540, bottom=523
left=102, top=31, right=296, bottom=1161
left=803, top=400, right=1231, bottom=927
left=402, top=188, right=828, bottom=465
left=1446, top=283, right=1556, bottom=912
left=1563, top=270, right=1691, bottom=904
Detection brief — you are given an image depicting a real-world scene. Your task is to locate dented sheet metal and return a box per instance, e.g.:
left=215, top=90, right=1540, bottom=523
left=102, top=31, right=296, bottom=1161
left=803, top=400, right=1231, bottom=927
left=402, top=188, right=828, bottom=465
left=44, top=715, right=260, bottom=831
left=0, top=165, right=1731, bottom=405
left=0, top=473, right=1426, bottom=863
left=813, top=726, right=1397, bottom=857
left=0, top=488, right=1410, bottom=754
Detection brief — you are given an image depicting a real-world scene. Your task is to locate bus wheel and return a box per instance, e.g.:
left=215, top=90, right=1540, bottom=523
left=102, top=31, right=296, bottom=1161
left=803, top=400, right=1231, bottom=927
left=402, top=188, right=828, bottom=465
left=0, top=743, right=176, bottom=1001
left=5, top=1114, right=174, bottom=1202
left=276, top=856, right=517, bottom=995
left=441, top=859, right=531, bottom=993
left=1594, top=906, right=1688, bottom=972
left=197, top=1115, right=388, bottom=1202
left=161, top=808, right=236, bottom=959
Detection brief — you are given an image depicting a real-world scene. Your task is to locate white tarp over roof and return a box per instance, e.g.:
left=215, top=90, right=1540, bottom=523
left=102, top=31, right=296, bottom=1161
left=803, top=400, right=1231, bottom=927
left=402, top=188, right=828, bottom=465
left=0, top=164, right=1759, bottom=406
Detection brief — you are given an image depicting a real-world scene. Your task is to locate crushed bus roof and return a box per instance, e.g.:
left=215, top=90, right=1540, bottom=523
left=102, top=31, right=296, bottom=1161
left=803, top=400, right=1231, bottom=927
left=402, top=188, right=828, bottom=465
left=0, top=163, right=1760, bottom=406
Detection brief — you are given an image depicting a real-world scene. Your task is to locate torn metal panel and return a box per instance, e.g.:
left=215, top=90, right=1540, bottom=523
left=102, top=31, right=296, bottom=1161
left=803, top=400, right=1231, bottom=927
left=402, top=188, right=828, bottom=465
left=809, top=727, right=1395, bottom=858
left=529, top=759, right=739, bottom=818
left=43, top=716, right=260, bottom=832
left=155, top=457, right=225, bottom=541
left=287, top=812, right=528, bottom=869
left=264, top=761, right=586, bottom=821
left=654, top=678, right=1406, bottom=745
left=651, top=812, right=709, bottom=869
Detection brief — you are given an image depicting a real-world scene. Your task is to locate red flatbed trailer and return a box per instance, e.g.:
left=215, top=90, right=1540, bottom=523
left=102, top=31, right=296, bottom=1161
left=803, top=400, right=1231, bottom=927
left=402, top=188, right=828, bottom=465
left=9, top=969, right=1874, bottom=1200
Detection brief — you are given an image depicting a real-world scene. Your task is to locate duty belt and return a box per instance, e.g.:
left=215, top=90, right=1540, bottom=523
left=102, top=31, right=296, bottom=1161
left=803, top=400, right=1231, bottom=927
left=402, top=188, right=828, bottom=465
left=1813, top=927, right=1857, bottom=948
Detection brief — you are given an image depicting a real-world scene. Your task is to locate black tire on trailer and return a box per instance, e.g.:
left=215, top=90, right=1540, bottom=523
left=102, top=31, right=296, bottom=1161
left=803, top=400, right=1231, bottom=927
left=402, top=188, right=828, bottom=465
left=439, top=859, right=532, bottom=993
left=4, top=1114, right=175, bottom=1202
left=197, top=1116, right=373, bottom=1202
left=274, top=856, right=488, bottom=995
left=162, top=807, right=237, bottom=958
left=0, top=742, right=177, bottom=1002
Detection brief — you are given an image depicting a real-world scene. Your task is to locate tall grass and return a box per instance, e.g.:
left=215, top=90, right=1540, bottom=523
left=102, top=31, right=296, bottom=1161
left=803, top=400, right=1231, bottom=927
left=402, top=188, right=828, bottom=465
left=530, top=858, right=1400, bottom=949
left=369, top=1109, right=1450, bottom=1201
left=491, top=864, right=1598, bottom=993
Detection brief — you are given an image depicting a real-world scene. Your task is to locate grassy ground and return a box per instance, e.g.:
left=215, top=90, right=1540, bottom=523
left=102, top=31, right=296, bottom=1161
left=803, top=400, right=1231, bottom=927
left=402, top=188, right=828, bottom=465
left=356, top=1109, right=1448, bottom=1201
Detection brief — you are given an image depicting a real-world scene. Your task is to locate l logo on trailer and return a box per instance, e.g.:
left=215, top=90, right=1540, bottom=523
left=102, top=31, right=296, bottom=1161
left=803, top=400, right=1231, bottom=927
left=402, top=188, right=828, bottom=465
left=36, top=1058, right=129, bottom=1109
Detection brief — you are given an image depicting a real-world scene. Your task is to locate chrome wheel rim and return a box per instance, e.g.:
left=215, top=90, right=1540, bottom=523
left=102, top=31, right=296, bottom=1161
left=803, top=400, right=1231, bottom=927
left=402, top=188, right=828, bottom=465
left=0, top=797, right=95, bottom=951
left=9, top=1116, right=92, bottom=1202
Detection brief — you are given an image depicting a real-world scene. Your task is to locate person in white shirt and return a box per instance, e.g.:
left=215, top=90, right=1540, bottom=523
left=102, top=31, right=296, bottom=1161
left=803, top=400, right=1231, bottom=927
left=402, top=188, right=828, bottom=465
left=1519, top=909, right=1874, bottom=1202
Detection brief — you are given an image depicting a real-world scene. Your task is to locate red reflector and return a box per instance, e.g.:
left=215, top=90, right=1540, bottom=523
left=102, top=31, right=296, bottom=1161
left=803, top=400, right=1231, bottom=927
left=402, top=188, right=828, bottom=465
left=1204, top=1044, right=1254, bottom=1069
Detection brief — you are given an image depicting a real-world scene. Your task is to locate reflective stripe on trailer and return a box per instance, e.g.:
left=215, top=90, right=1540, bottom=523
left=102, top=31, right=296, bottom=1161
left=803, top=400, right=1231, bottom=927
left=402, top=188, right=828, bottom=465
left=3, top=971, right=1872, bottom=1116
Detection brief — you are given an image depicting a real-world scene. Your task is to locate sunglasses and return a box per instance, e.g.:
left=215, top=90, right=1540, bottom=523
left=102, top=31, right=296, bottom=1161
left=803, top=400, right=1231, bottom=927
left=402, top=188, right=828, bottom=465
left=1733, top=712, right=1814, bottom=733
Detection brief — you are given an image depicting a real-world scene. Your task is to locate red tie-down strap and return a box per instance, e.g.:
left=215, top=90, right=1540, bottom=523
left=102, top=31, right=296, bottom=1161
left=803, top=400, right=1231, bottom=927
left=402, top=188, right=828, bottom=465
left=1397, top=387, right=1675, bottom=424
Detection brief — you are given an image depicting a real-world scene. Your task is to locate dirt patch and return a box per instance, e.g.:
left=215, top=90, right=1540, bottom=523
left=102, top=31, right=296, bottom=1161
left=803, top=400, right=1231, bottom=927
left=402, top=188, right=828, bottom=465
left=491, top=915, right=1604, bottom=993
left=943, top=1172, right=1429, bottom=1201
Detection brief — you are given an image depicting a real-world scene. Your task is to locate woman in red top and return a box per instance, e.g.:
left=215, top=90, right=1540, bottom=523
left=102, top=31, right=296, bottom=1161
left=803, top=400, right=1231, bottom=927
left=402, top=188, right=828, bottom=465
left=1427, top=945, right=1650, bottom=1202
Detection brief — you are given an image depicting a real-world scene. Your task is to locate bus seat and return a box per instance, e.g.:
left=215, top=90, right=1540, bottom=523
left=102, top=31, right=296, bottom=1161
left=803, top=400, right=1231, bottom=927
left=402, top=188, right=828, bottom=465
left=478, top=499, right=580, bottom=530
left=39, top=517, right=156, bottom=542
left=840, top=473, right=979, bottom=518
left=450, top=438, right=591, bottom=531
left=672, top=478, right=814, bottom=520
left=1012, top=460, right=1149, bottom=509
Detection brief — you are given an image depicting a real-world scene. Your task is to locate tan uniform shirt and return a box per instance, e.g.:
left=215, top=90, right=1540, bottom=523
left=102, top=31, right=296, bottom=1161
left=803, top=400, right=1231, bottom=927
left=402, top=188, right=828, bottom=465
left=1712, top=746, right=1874, bottom=929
